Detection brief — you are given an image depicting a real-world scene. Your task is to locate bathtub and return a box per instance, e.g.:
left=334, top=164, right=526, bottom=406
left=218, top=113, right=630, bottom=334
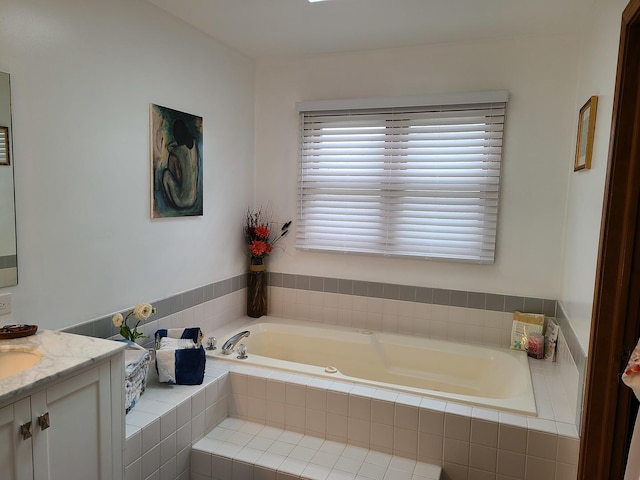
left=208, top=317, right=536, bottom=415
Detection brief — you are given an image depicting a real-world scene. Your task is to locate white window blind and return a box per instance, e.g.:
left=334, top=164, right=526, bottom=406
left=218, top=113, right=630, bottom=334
left=297, top=93, right=507, bottom=263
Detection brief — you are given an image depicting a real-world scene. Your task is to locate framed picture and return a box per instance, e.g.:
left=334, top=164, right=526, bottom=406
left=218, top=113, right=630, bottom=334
left=574, top=96, right=598, bottom=171
left=0, top=126, right=9, bottom=166
left=150, top=104, right=203, bottom=218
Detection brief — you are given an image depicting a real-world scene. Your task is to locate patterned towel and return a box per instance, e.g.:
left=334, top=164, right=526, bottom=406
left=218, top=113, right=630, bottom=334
left=154, top=328, right=206, bottom=385
left=623, top=338, right=640, bottom=480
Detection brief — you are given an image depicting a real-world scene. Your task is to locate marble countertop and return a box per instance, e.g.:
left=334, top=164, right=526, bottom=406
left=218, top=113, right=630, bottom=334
left=0, top=329, right=125, bottom=406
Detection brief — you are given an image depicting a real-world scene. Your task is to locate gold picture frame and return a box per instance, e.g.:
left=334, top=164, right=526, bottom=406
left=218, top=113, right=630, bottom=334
left=0, top=126, right=9, bottom=166
left=574, top=96, right=598, bottom=171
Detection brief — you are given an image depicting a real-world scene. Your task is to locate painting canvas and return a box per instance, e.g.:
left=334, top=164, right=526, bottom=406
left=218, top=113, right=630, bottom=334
left=151, top=104, right=203, bottom=217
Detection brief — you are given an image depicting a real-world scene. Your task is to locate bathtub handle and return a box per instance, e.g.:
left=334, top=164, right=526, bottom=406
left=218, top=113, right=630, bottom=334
left=221, top=330, right=250, bottom=355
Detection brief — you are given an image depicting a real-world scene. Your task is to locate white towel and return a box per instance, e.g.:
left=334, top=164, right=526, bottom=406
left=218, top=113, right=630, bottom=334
left=159, top=337, right=198, bottom=350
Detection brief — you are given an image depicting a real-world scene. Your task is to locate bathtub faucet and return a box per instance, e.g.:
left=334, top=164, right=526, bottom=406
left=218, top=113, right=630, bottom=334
left=221, top=331, right=250, bottom=355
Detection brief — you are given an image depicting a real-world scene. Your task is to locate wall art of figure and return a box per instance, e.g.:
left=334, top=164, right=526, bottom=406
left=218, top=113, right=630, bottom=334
left=151, top=104, right=203, bottom=218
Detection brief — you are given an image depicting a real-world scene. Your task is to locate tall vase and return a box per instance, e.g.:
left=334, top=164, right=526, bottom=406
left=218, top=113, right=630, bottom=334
left=247, top=263, right=267, bottom=318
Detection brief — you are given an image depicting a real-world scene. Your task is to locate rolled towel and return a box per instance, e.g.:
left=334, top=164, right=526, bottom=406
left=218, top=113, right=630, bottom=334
left=159, top=337, right=198, bottom=350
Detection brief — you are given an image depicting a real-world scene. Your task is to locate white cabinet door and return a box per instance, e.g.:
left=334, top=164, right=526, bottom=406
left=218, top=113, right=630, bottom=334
left=31, top=363, right=113, bottom=480
left=0, top=397, right=33, bottom=480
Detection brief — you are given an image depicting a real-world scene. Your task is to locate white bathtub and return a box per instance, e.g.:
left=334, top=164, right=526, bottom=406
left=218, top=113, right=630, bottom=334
left=208, top=317, right=536, bottom=415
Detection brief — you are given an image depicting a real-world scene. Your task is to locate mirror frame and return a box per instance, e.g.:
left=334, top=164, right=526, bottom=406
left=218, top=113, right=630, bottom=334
left=0, top=72, right=17, bottom=287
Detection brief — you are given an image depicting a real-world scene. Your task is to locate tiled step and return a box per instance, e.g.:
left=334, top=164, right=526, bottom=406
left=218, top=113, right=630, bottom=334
left=191, top=417, right=442, bottom=480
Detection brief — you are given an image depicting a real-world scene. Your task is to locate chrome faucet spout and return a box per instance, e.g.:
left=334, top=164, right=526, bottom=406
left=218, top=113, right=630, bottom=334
left=221, top=330, right=250, bottom=355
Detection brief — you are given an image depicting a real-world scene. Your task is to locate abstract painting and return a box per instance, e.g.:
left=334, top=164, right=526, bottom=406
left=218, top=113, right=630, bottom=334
left=151, top=104, right=203, bottom=218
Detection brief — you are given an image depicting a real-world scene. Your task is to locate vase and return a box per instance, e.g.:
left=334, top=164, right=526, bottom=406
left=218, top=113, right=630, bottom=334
left=247, top=263, right=267, bottom=318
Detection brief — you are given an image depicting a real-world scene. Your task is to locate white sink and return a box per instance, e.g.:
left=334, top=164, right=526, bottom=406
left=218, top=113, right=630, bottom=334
left=0, top=346, right=42, bottom=379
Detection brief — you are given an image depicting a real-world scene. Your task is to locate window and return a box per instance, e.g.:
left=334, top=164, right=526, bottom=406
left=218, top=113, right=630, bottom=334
left=296, top=91, right=507, bottom=263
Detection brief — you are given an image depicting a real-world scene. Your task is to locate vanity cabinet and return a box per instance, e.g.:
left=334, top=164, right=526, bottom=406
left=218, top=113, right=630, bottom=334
left=0, top=397, right=32, bottom=480
left=0, top=353, right=124, bottom=480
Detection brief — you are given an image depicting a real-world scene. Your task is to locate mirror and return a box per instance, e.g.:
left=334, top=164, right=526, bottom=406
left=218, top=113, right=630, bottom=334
left=0, top=72, right=17, bottom=287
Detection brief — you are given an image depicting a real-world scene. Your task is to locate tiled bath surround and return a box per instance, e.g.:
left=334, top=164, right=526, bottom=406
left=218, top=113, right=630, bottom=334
left=123, top=356, right=579, bottom=480
left=220, top=362, right=579, bottom=480
left=62, top=271, right=584, bottom=431
left=62, top=272, right=584, bottom=479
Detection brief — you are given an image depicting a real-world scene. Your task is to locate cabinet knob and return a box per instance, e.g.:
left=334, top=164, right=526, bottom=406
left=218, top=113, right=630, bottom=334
left=20, top=421, right=32, bottom=440
left=38, top=412, right=50, bottom=431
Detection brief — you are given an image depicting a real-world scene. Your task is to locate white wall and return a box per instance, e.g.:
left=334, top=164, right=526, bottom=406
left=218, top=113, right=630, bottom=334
left=255, top=35, right=581, bottom=299
left=559, top=0, right=628, bottom=351
left=0, top=0, right=255, bottom=329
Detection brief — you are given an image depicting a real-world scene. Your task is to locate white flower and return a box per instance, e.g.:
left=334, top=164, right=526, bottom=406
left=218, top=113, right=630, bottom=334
left=112, top=313, right=123, bottom=327
left=133, top=303, right=154, bottom=321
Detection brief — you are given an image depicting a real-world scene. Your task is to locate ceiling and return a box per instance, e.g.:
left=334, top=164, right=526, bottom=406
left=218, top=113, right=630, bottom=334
left=146, top=0, right=597, bottom=58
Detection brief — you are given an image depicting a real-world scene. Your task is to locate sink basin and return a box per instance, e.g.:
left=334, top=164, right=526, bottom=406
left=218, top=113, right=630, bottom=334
left=0, top=346, right=42, bottom=379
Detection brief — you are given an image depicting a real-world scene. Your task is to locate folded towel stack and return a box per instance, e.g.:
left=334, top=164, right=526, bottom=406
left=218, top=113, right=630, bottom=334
left=154, top=327, right=206, bottom=385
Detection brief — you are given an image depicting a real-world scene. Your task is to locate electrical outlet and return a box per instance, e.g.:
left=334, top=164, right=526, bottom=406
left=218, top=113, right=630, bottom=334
left=0, top=293, right=11, bottom=315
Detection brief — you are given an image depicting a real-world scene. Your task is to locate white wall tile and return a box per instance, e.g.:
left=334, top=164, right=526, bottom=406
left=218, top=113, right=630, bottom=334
left=471, top=419, right=498, bottom=449
left=307, top=387, right=328, bottom=411
left=248, top=376, right=267, bottom=399
left=555, top=461, right=578, bottom=480
left=176, top=424, right=191, bottom=453
left=266, top=380, right=286, bottom=403
left=498, top=425, right=527, bottom=454
left=445, top=413, right=471, bottom=442
left=248, top=396, right=267, bottom=422
left=306, top=409, right=327, bottom=436
left=285, top=405, right=306, bottom=431
left=468, top=467, right=495, bottom=480
left=372, top=399, right=395, bottom=426
left=496, top=450, right=525, bottom=478
left=326, top=412, right=348, bottom=442
left=145, top=468, right=160, bottom=480
left=285, top=383, right=306, bottom=407
left=159, top=456, right=176, bottom=480
left=419, top=408, right=444, bottom=436
left=176, top=399, right=191, bottom=426
left=126, top=428, right=143, bottom=467
left=160, top=408, right=177, bottom=441
left=142, top=444, right=161, bottom=479
left=443, top=437, right=470, bottom=466
left=349, top=394, right=371, bottom=421
left=394, top=427, right=418, bottom=457
left=469, top=443, right=497, bottom=473
left=211, top=453, right=233, bottom=479
left=371, top=422, right=394, bottom=450
left=556, top=436, right=579, bottom=465
left=348, top=417, right=371, bottom=446
left=142, top=419, right=161, bottom=455
left=395, top=404, right=419, bottom=431
left=160, top=432, right=177, bottom=462
left=418, top=432, right=443, bottom=462
left=524, top=455, right=555, bottom=479
left=366, top=313, right=383, bottom=332
left=265, top=400, right=286, bottom=428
